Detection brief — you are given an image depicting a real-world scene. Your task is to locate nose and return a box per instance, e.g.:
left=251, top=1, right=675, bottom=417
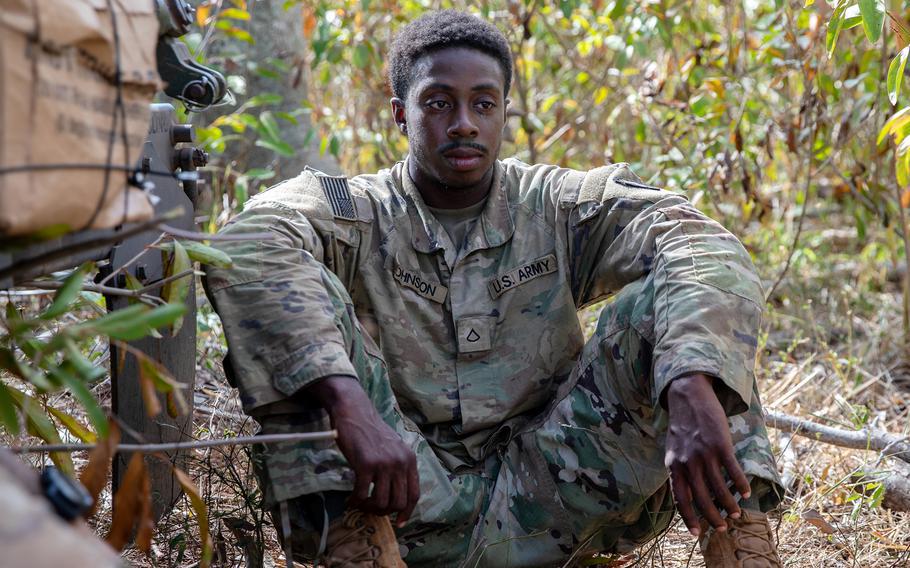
left=447, top=104, right=479, bottom=139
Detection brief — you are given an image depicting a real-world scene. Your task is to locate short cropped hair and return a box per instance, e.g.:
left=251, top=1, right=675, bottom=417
left=388, top=10, right=513, bottom=100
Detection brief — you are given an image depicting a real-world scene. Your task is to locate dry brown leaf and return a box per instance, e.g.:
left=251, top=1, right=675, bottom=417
left=801, top=508, right=836, bottom=534
left=901, top=188, right=910, bottom=209
left=138, top=359, right=162, bottom=417
left=134, top=462, right=154, bottom=553
left=174, top=466, right=213, bottom=568
left=889, top=12, right=910, bottom=50
left=106, top=453, right=153, bottom=551
left=303, top=9, right=317, bottom=39
left=79, top=421, right=120, bottom=518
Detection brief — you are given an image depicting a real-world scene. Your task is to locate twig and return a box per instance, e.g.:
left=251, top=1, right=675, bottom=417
left=765, top=410, right=910, bottom=466
left=158, top=224, right=274, bottom=242
left=765, top=94, right=816, bottom=302
left=5, top=430, right=337, bottom=454
left=97, top=232, right=166, bottom=286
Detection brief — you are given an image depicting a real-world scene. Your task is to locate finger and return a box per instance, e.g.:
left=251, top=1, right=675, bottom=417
left=397, top=455, right=420, bottom=527
left=705, top=458, right=740, bottom=519
left=389, top=459, right=409, bottom=515
left=370, top=472, right=391, bottom=514
left=350, top=469, right=373, bottom=508
left=670, top=469, right=699, bottom=537
left=722, top=452, right=751, bottom=500
left=689, top=465, right=726, bottom=532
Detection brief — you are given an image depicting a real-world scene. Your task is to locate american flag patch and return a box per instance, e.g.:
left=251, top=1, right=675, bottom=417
left=318, top=175, right=357, bottom=220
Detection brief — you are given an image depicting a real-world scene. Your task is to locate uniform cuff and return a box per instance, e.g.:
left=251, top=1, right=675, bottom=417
left=653, top=347, right=753, bottom=416
left=270, top=341, right=358, bottom=397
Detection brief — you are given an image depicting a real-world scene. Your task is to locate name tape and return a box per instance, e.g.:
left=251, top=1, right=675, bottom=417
left=393, top=264, right=448, bottom=303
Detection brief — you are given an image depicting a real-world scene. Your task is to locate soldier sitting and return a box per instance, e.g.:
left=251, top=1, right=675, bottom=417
left=205, top=10, right=783, bottom=567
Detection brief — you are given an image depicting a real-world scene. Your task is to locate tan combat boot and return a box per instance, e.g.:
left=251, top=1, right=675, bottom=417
left=321, top=510, right=407, bottom=567
left=699, top=509, right=782, bottom=568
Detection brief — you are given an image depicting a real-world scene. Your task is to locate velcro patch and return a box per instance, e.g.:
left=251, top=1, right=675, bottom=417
left=488, top=254, right=558, bottom=298
left=318, top=175, right=357, bottom=221
left=457, top=316, right=494, bottom=353
left=614, top=178, right=664, bottom=192
left=392, top=263, right=448, bottom=303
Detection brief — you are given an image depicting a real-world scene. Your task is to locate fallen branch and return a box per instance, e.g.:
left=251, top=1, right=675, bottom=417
left=765, top=410, right=910, bottom=466
left=5, top=430, right=336, bottom=454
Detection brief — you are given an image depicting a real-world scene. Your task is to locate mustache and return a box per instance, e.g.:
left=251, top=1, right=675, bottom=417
left=437, top=141, right=488, bottom=155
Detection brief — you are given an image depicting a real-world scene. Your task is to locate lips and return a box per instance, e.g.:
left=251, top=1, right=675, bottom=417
left=442, top=148, right=485, bottom=171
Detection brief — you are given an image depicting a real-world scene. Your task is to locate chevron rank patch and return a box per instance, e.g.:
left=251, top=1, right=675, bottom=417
left=318, top=174, right=357, bottom=220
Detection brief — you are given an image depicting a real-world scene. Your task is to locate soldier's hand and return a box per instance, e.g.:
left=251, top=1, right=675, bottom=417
left=663, top=373, right=751, bottom=537
left=309, top=375, right=420, bottom=527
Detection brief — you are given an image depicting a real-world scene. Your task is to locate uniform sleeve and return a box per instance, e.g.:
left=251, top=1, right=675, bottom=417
left=564, top=164, right=763, bottom=416
left=203, top=172, right=361, bottom=414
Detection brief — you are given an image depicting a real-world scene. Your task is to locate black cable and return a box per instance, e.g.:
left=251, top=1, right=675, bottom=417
left=82, top=0, right=127, bottom=231
left=0, top=163, right=197, bottom=181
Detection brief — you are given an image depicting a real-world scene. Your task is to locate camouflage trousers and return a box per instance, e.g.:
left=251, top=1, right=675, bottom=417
left=251, top=269, right=781, bottom=568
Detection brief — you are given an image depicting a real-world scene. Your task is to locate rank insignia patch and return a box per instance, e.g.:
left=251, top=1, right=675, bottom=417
left=318, top=175, right=357, bottom=220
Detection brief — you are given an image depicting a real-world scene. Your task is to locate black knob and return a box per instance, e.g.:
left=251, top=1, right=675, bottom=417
left=170, top=124, right=194, bottom=144
left=40, top=466, right=93, bottom=521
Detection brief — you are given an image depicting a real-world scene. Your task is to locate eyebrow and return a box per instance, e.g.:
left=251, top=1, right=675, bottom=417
left=421, top=82, right=501, bottom=94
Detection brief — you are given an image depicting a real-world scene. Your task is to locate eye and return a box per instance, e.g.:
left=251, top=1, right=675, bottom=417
left=426, top=99, right=450, bottom=110
left=476, top=100, right=496, bottom=111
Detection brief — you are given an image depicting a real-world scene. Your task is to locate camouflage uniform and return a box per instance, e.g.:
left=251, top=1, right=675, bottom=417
left=205, top=158, right=781, bottom=567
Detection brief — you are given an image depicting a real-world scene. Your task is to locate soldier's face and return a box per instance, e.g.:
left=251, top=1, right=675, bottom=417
left=392, top=47, right=507, bottom=199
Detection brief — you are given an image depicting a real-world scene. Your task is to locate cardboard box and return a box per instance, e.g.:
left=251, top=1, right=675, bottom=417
left=0, top=0, right=160, bottom=237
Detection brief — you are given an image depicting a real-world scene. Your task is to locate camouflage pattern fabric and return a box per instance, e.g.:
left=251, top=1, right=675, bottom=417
left=204, top=157, right=782, bottom=566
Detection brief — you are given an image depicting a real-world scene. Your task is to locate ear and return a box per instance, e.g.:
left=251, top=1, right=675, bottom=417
left=504, top=97, right=512, bottom=121
left=390, top=97, right=407, bottom=136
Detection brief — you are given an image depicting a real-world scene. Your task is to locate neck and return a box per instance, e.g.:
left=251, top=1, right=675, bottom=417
left=408, top=160, right=494, bottom=209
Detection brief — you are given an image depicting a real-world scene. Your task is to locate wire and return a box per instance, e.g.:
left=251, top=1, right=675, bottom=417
left=0, top=163, right=198, bottom=182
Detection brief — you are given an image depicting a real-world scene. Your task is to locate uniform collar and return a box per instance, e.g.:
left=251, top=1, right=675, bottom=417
left=399, top=157, right=514, bottom=260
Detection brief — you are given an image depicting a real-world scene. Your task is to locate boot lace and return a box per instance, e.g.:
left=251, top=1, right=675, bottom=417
left=731, top=522, right=782, bottom=566
left=323, top=511, right=382, bottom=566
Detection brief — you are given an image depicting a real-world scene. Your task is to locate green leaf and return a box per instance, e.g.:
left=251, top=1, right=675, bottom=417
left=159, top=241, right=233, bottom=269
left=49, top=364, right=108, bottom=437
left=258, top=111, right=282, bottom=142
left=41, top=264, right=89, bottom=320
left=608, top=0, right=627, bottom=19
left=352, top=44, right=370, bottom=68
left=219, top=7, right=250, bottom=20
left=826, top=2, right=847, bottom=58
left=63, top=338, right=105, bottom=383
left=859, top=0, right=885, bottom=43
left=161, top=240, right=193, bottom=320
left=47, top=404, right=96, bottom=443
left=0, top=383, right=20, bottom=435
left=255, top=138, right=295, bottom=157
left=888, top=46, right=910, bottom=105
left=245, top=93, right=283, bottom=107
left=8, top=389, right=73, bottom=474
left=0, top=347, right=56, bottom=391
left=244, top=167, right=276, bottom=180
left=81, top=303, right=187, bottom=342
left=878, top=107, right=910, bottom=144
